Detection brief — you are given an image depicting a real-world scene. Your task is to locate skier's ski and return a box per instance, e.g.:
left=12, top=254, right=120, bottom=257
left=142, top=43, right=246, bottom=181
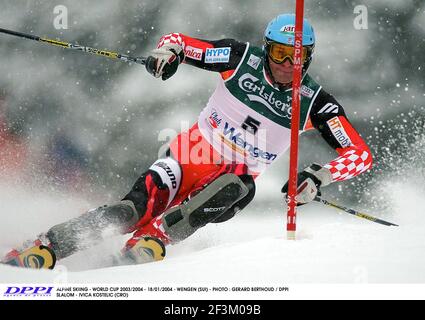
left=1, top=237, right=165, bottom=270
left=2, top=245, right=57, bottom=270
left=118, top=237, right=166, bottom=265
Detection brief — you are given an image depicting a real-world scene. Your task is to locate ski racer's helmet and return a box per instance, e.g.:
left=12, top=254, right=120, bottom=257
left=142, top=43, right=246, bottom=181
left=263, top=14, right=315, bottom=88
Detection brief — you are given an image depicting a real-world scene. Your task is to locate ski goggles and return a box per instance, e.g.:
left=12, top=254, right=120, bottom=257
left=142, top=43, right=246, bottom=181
left=265, top=40, right=311, bottom=65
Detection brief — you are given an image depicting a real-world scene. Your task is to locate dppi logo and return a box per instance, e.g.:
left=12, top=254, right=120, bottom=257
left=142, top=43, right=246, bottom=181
left=208, top=109, right=222, bottom=129
left=4, top=286, right=54, bottom=297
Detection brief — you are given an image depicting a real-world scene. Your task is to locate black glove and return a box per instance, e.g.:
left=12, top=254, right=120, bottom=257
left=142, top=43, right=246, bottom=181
left=145, top=43, right=185, bottom=81
left=281, top=163, right=332, bottom=206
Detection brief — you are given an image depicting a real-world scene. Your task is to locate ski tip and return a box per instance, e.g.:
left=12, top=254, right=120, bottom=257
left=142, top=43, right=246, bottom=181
left=143, top=237, right=166, bottom=260
left=2, top=245, right=56, bottom=270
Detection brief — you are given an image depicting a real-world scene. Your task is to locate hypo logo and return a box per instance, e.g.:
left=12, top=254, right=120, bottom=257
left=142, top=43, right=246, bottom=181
left=4, top=286, right=54, bottom=297
left=205, top=47, right=231, bottom=63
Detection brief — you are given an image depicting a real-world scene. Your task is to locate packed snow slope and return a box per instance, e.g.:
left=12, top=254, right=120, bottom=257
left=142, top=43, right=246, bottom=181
left=1, top=170, right=424, bottom=285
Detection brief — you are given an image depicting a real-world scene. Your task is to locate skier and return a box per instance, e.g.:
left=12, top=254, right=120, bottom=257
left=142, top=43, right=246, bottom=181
left=2, top=14, right=372, bottom=269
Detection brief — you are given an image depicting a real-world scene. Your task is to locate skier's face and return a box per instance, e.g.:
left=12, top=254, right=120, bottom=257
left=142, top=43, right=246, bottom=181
left=268, top=57, right=294, bottom=85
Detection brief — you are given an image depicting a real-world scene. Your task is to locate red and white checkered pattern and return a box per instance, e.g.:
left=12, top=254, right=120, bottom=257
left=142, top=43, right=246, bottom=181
left=130, top=213, right=172, bottom=246
left=324, top=147, right=372, bottom=182
left=151, top=213, right=168, bottom=238
left=157, top=33, right=185, bottom=49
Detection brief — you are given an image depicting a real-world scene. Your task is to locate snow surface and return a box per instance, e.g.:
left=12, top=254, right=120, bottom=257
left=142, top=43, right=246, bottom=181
left=1, top=172, right=424, bottom=288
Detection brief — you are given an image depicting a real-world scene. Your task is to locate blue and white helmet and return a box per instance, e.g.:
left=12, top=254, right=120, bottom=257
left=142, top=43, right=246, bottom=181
left=264, top=13, right=315, bottom=46
left=263, top=14, right=316, bottom=87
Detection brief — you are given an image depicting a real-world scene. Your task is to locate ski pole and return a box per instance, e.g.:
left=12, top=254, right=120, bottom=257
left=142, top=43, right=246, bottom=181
left=314, top=196, right=399, bottom=227
left=0, top=27, right=147, bottom=66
